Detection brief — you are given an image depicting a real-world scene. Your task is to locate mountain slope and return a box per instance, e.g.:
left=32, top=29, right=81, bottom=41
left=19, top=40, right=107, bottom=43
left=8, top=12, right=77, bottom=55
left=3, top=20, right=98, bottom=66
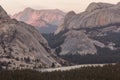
left=12, top=8, right=65, bottom=33
left=0, top=6, right=61, bottom=69
left=55, top=2, right=120, bottom=33
left=53, top=2, right=120, bottom=57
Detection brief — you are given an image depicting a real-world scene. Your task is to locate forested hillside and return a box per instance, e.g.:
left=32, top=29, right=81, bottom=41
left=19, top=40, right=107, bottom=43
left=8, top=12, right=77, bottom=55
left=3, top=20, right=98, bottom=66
left=0, top=64, right=120, bottom=80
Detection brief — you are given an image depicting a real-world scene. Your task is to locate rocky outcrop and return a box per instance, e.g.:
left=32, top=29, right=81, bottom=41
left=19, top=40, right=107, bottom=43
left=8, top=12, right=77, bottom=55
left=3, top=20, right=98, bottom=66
left=56, top=2, right=120, bottom=33
left=12, top=8, right=65, bottom=33
left=59, top=30, right=98, bottom=55
left=55, top=11, right=76, bottom=34
left=0, top=6, right=61, bottom=70
left=54, top=2, right=120, bottom=56
left=86, top=2, right=114, bottom=12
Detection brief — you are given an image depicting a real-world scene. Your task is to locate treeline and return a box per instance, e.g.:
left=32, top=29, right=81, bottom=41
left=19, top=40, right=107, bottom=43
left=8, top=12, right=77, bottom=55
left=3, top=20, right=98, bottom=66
left=0, top=64, right=120, bottom=80
left=61, top=46, right=120, bottom=64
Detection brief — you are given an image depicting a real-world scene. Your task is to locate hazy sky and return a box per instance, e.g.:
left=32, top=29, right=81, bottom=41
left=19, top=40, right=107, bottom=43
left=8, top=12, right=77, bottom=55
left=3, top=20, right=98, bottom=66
left=0, top=0, right=119, bottom=15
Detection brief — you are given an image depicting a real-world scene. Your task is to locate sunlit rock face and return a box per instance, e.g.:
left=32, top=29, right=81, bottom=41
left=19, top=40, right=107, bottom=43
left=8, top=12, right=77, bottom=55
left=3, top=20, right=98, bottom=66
left=54, top=2, right=120, bottom=56
left=56, top=2, right=120, bottom=33
left=59, top=30, right=102, bottom=55
left=12, top=8, right=65, bottom=33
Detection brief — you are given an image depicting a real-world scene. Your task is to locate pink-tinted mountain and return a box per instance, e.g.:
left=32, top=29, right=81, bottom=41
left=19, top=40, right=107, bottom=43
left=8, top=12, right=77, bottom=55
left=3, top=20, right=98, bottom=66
left=12, top=8, right=65, bottom=33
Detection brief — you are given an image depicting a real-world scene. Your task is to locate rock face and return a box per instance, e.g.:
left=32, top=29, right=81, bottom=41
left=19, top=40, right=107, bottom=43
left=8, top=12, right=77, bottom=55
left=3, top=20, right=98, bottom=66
left=54, top=2, right=120, bottom=56
left=0, top=6, right=61, bottom=69
left=60, top=30, right=98, bottom=55
left=86, top=2, right=114, bottom=12
left=12, top=8, right=65, bottom=33
left=55, top=2, right=120, bottom=33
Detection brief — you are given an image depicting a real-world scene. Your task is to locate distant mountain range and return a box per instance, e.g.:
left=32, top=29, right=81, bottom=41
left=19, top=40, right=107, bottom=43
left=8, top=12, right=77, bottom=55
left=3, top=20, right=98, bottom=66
left=1, top=2, right=120, bottom=70
left=12, top=8, right=65, bottom=33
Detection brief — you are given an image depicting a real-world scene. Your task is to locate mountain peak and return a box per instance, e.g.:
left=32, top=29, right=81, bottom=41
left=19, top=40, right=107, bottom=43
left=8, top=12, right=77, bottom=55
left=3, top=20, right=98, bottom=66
left=67, top=11, right=76, bottom=16
left=24, top=7, right=34, bottom=11
left=12, top=8, right=65, bottom=33
left=0, top=5, right=6, bottom=13
left=86, top=2, right=114, bottom=12
left=0, top=5, right=10, bottom=19
left=64, top=11, right=76, bottom=21
left=117, top=2, right=120, bottom=7
left=117, top=2, right=120, bottom=5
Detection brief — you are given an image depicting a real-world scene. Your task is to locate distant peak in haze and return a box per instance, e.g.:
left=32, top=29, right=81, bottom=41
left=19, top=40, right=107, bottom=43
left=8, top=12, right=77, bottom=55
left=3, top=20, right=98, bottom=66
left=23, top=7, right=64, bottom=13
left=24, top=7, right=34, bottom=11
left=12, top=7, right=65, bottom=33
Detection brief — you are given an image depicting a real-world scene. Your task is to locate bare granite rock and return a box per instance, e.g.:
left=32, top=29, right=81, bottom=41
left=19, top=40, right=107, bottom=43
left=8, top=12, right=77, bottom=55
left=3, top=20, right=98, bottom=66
left=56, top=2, right=120, bottom=33
left=0, top=6, right=61, bottom=69
left=54, top=2, right=120, bottom=56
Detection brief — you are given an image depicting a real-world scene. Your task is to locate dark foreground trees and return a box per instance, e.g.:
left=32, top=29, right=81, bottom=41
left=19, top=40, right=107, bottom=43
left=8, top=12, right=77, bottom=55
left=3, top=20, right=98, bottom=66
left=0, top=64, right=120, bottom=80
